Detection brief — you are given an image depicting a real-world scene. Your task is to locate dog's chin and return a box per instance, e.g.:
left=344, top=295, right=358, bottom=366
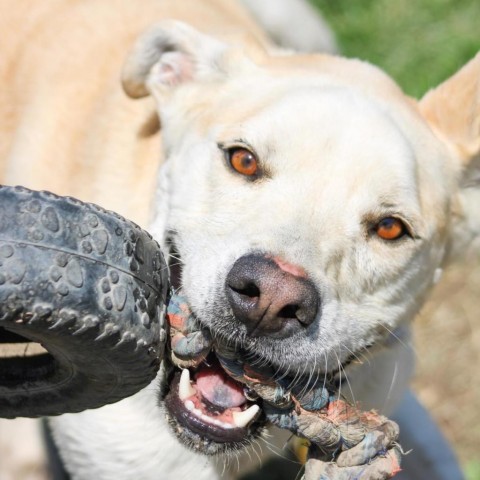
left=160, top=353, right=265, bottom=456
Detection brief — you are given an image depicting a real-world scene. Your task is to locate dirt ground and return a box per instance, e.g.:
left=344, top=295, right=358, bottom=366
left=412, top=253, right=480, bottom=472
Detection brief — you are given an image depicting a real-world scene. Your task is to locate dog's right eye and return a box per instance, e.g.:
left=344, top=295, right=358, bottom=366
left=375, top=217, right=408, bottom=241
left=226, top=147, right=259, bottom=177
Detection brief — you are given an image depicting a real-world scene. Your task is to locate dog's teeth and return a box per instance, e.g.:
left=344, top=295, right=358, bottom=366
left=232, top=405, right=260, bottom=428
left=184, top=400, right=195, bottom=411
left=179, top=369, right=196, bottom=400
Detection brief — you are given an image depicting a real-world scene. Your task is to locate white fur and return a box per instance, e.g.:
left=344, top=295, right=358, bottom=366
left=49, top=381, right=221, bottom=480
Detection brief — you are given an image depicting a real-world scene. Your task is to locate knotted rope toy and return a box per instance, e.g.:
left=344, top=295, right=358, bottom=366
left=167, top=294, right=402, bottom=479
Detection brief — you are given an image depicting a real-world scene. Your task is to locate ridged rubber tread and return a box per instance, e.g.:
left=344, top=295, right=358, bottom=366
left=0, top=185, right=169, bottom=418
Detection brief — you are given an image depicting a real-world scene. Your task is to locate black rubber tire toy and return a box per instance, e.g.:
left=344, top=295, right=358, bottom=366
left=0, top=185, right=169, bottom=418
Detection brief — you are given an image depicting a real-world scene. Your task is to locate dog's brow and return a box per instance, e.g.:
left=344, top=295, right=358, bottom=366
left=379, top=201, right=402, bottom=210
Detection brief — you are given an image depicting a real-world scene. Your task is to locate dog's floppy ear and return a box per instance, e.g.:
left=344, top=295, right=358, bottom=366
left=122, top=21, right=227, bottom=99
left=419, top=53, right=480, bottom=178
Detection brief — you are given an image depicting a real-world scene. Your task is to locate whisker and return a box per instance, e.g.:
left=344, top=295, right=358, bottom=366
left=342, top=344, right=368, bottom=366
left=321, top=351, right=329, bottom=393
left=165, top=261, right=182, bottom=268
left=381, top=360, right=398, bottom=414
left=333, top=349, right=342, bottom=400
left=379, top=324, right=416, bottom=357
left=251, top=438, right=263, bottom=465
left=294, top=462, right=306, bottom=480
left=360, top=345, right=374, bottom=363
left=339, top=353, right=356, bottom=406
left=259, top=436, right=300, bottom=465
left=300, top=351, right=318, bottom=400
left=261, top=441, right=286, bottom=460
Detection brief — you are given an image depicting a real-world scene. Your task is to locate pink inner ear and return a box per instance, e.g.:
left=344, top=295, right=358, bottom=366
left=153, top=51, right=194, bottom=87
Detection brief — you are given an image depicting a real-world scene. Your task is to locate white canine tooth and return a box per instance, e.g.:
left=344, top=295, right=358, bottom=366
left=184, top=400, right=195, bottom=411
left=232, top=405, right=260, bottom=428
left=179, top=369, right=196, bottom=400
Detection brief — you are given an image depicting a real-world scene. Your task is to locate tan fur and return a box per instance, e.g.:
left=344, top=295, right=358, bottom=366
left=0, top=0, right=270, bottom=225
left=420, top=53, right=480, bottom=166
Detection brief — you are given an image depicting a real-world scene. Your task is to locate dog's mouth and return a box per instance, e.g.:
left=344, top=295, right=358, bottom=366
left=170, top=358, right=261, bottom=436
left=162, top=352, right=263, bottom=454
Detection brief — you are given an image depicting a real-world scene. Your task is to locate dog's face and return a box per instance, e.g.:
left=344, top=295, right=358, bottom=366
left=123, top=22, right=480, bottom=454
left=161, top=81, right=449, bottom=366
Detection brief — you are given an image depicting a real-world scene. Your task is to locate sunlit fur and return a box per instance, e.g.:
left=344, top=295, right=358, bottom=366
left=2, top=0, right=479, bottom=478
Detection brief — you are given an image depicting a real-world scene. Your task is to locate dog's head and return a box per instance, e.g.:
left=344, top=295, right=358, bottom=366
left=123, top=21, right=480, bottom=453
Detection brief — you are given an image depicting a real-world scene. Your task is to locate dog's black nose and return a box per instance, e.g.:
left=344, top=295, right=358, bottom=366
left=225, top=254, right=319, bottom=338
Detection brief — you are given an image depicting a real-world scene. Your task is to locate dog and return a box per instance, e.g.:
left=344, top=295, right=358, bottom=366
left=1, top=0, right=477, bottom=478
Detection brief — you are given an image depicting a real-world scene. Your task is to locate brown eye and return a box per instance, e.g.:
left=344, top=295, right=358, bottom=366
left=228, top=148, right=259, bottom=177
left=375, top=217, right=407, bottom=241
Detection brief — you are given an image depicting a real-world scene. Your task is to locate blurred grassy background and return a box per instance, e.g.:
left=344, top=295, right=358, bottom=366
left=310, top=0, right=479, bottom=98
left=308, top=1, right=480, bottom=478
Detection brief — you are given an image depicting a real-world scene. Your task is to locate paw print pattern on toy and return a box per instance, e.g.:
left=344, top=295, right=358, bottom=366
left=0, top=186, right=169, bottom=418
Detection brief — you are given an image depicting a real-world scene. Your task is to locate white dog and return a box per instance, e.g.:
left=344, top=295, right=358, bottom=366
left=1, top=0, right=476, bottom=478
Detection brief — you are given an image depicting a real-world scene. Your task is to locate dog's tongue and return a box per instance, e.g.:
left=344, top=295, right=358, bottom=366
left=196, top=363, right=246, bottom=409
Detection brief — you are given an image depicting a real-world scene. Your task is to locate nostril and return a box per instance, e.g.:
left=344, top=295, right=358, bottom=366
left=295, top=307, right=314, bottom=325
left=276, top=304, right=314, bottom=326
left=277, top=304, right=299, bottom=320
left=228, top=282, right=260, bottom=299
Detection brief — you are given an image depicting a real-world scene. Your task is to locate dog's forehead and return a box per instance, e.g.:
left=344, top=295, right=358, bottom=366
left=242, top=86, right=412, bottom=160
left=217, top=84, right=418, bottom=194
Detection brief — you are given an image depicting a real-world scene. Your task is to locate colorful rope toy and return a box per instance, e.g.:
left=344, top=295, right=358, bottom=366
left=167, top=293, right=402, bottom=479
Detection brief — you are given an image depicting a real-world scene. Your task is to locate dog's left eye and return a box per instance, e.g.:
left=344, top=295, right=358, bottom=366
left=227, top=147, right=259, bottom=177
left=375, top=217, right=408, bottom=241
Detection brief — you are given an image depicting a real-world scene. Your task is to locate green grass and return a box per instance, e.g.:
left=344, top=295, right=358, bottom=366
left=467, top=461, right=480, bottom=480
left=310, top=0, right=480, bottom=98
